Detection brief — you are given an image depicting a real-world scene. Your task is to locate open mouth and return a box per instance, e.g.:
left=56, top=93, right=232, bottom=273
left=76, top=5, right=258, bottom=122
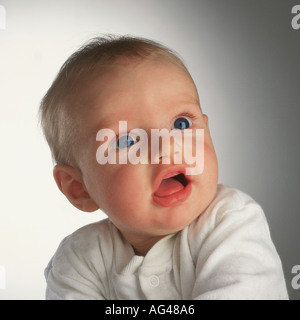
left=154, top=173, right=188, bottom=197
left=172, top=173, right=189, bottom=187
left=152, top=170, right=192, bottom=207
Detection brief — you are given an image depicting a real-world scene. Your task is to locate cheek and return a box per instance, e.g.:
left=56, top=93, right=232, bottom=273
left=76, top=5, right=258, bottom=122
left=102, top=165, right=150, bottom=214
left=190, top=143, right=218, bottom=213
left=203, top=142, right=219, bottom=187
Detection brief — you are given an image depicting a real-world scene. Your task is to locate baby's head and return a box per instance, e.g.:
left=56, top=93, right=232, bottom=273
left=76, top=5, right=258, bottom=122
left=40, top=35, right=218, bottom=255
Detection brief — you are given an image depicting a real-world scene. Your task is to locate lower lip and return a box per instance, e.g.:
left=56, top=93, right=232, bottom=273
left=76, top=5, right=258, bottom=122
left=152, top=183, right=192, bottom=207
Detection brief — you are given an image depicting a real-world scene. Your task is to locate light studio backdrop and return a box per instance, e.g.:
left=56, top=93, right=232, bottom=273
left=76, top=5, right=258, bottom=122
left=0, top=0, right=299, bottom=300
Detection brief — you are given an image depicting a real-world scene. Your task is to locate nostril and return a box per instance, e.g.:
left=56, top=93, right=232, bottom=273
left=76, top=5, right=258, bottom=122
left=159, top=154, right=171, bottom=165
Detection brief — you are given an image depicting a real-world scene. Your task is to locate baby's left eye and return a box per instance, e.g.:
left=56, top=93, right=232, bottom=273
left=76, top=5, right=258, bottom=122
left=172, top=117, right=192, bottom=130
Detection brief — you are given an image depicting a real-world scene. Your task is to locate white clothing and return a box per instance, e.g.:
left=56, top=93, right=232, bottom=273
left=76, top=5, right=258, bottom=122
left=44, top=185, right=288, bottom=300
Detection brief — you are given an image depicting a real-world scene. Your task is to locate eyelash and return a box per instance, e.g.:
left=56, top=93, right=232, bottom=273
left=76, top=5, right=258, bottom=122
left=173, top=111, right=197, bottom=123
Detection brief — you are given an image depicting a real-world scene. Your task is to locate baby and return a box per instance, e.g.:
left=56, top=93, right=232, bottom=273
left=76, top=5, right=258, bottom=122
left=40, top=35, right=288, bottom=300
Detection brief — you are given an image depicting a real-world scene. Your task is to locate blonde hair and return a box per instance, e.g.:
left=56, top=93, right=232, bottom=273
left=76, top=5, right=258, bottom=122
left=39, top=35, right=191, bottom=167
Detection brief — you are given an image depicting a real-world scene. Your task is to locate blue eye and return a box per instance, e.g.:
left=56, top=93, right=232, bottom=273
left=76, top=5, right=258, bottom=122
left=116, top=135, right=137, bottom=149
left=172, top=117, right=192, bottom=130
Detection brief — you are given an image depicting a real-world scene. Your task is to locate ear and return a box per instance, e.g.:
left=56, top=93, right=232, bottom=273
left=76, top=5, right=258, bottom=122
left=203, top=114, right=209, bottom=128
left=53, top=165, right=99, bottom=212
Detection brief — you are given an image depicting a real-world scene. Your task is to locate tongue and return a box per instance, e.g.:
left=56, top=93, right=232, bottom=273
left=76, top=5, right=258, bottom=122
left=155, top=178, right=184, bottom=197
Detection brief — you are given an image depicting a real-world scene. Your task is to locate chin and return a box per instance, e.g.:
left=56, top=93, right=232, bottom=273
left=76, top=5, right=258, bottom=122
left=156, top=202, right=201, bottom=234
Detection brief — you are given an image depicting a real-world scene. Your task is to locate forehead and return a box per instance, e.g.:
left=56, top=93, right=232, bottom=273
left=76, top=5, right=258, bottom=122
left=113, top=57, right=192, bottom=96
left=68, top=56, right=199, bottom=127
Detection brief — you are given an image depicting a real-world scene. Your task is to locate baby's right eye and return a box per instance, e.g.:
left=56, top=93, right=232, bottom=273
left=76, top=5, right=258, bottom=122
left=115, top=134, right=137, bottom=149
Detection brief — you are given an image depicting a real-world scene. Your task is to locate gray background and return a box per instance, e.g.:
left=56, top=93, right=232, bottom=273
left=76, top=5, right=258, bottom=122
left=0, top=0, right=299, bottom=299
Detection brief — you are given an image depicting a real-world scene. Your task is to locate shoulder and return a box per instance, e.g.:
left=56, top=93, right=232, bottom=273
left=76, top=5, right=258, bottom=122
left=188, top=184, right=270, bottom=249
left=45, top=218, right=116, bottom=278
left=185, top=185, right=288, bottom=299
left=56, top=218, right=113, bottom=256
left=44, top=219, right=118, bottom=299
left=212, top=184, right=268, bottom=227
left=209, top=184, right=260, bottom=212
left=198, top=184, right=265, bottom=223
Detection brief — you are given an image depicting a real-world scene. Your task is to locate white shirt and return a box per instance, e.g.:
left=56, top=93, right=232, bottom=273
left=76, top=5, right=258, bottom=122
left=44, top=185, right=288, bottom=300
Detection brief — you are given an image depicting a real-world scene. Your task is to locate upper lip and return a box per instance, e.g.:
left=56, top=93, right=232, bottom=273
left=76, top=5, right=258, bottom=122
left=152, top=166, right=191, bottom=195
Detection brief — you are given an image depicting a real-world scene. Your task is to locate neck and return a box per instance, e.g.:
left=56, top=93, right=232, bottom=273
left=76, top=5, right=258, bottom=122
left=121, top=232, right=166, bottom=256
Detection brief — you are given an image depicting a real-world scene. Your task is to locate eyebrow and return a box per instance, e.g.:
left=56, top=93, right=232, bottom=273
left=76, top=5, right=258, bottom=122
left=95, top=117, right=121, bottom=134
left=93, top=109, right=136, bottom=137
left=172, top=99, right=202, bottom=113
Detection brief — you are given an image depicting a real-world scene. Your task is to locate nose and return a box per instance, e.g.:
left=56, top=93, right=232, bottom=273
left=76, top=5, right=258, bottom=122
left=159, top=142, right=181, bottom=165
left=150, top=129, right=183, bottom=165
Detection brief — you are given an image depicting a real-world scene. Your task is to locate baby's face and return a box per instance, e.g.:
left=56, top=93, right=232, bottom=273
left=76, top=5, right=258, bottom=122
left=74, top=57, right=218, bottom=251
